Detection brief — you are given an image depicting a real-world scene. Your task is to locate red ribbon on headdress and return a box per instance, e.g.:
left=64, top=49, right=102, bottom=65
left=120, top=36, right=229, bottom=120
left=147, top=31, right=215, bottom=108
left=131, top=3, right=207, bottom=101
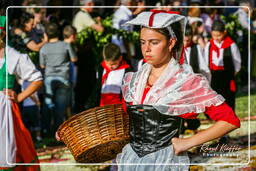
left=179, top=42, right=194, bottom=64
left=148, top=9, right=180, bottom=27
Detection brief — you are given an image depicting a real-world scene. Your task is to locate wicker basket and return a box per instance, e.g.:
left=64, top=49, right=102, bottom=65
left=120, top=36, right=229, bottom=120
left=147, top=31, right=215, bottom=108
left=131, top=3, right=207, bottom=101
left=57, top=104, right=130, bottom=163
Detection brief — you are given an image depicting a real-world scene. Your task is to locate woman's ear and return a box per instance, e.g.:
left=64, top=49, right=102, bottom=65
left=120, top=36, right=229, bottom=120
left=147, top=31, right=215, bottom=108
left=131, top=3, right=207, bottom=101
left=168, top=38, right=177, bottom=52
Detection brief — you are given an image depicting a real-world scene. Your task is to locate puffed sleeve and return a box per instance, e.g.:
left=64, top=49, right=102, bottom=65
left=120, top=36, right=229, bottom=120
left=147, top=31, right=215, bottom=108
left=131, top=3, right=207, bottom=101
left=14, top=53, right=43, bottom=82
left=205, top=102, right=240, bottom=128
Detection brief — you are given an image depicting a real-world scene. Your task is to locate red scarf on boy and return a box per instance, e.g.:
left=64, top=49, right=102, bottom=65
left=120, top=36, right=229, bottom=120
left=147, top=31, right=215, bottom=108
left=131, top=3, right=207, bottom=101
left=100, top=60, right=130, bottom=106
left=179, top=42, right=194, bottom=65
left=209, top=36, right=234, bottom=70
left=209, top=36, right=236, bottom=91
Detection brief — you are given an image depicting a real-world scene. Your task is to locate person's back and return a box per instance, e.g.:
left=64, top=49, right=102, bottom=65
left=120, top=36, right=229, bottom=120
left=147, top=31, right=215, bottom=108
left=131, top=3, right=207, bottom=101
left=39, top=23, right=76, bottom=135
left=40, top=41, right=76, bottom=79
left=112, top=1, right=136, bottom=60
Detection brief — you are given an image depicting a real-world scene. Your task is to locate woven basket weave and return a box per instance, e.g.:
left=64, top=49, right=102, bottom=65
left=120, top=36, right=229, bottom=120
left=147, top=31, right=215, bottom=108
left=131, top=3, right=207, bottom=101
left=57, top=104, right=130, bottom=163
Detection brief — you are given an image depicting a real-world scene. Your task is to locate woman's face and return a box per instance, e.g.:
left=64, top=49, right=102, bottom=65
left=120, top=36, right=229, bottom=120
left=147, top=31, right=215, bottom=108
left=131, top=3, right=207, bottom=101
left=140, top=28, right=174, bottom=67
left=24, top=18, right=34, bottom=31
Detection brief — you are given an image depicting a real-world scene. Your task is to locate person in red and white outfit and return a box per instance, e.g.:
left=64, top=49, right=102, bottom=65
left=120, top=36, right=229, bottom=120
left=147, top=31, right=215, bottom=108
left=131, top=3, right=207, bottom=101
left=0, top=15, right=41, bottom=171
left=86, top=43, right=131, bottom=108
left=181, top=24, right=211, bottom=81
left=204, top=20, right=241, bottom=110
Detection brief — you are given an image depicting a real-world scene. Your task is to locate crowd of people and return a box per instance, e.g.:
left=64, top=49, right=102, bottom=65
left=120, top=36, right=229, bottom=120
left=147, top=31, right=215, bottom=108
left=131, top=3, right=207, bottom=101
left=0, top=0, right=255, bottom=170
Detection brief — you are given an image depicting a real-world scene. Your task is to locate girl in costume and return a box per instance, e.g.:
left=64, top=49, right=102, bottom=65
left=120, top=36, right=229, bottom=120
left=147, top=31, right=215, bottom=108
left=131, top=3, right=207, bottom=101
left=117, top=10, right=240, bottom=170
left=0, top=16, right=42, bottom=171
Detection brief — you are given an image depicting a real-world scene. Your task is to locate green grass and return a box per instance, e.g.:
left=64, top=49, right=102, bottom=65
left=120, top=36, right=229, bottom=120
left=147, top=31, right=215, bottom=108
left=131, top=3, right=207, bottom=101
left=235, top=90, right=256, bottom=118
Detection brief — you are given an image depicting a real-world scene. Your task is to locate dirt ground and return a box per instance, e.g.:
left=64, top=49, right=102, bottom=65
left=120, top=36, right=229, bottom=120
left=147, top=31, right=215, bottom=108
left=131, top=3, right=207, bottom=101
left=38, top=120, right=256, bottom=171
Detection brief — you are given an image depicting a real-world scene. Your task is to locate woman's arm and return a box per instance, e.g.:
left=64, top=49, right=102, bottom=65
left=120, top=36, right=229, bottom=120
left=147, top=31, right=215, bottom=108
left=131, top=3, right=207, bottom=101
left=26, top=33, right=48, bottom=52
left=172, top=120, right=237, bottom=155
left=26, top=40, right=46, bottom=52
left=4, top=80, right=42, bottom=103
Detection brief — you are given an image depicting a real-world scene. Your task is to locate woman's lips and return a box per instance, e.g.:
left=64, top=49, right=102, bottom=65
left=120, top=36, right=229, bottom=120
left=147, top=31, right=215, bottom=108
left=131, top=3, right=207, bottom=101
left=145, top=55, right=152, bottom=58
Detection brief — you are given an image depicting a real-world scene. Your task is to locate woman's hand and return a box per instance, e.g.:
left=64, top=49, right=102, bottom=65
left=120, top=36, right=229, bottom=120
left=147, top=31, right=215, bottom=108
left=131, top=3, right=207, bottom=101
left=171, top=121, right=238, bottom=155
left=43, top=33, right=48, bottom=42
left=3, top=89, right=22, bottom=103
left=171, top=137, right=191, bottom=155
left=55, top=131, right=61, bottom=141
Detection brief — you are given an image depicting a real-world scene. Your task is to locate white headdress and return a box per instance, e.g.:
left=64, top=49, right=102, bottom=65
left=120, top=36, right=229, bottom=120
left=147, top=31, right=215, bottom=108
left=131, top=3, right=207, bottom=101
left=123, top=10, right=187, bottom=60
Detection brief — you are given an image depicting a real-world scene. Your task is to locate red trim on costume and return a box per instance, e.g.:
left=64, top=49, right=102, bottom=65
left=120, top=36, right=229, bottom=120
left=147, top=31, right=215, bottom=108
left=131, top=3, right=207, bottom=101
left=230, top=80, right=236, bottom=92
left=140, top=86, right=240, bottom=127
left=179, top=42, right=194, bottom=64
left=0, top=27, right=4, bottom=30
left=209, top=36, right=234, bottom=71
left=180, top=103, right=240, bottom=127
left=179, top=112, right=198, bottom=119
left=101, top=60, right=130, bottom=84
left=100, top=94, right=122, bottom=106
left=204, top=102, right=240, bottom=127
left=11, top=102, right=40, bottom=171
left=149, top=9, right=180, bottom=27
left=141, top=86, right=151, bottom=104
left=179, top=47, right=185, bottom=64
left=121, top=97, right=127, bottom=113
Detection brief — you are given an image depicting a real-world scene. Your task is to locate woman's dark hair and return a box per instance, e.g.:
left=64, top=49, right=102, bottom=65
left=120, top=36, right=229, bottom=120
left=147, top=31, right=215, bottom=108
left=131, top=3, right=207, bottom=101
left=191, top=21, right=203, bottom=35
left=142, top=22, right=183, bottom=58
left=45, top=22, right=59, bottom=39
left=211, top=20, right=225, bottom=32
left=20, top=12, right=34, bottom=31
left=185, top=25, right=193, bottom=36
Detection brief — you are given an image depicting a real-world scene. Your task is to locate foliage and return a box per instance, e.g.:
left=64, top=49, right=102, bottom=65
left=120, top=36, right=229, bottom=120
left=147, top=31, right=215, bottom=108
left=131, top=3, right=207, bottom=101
left=75, top=16, right=139, bottom=64
left=220, top=14, right=244, bottom=41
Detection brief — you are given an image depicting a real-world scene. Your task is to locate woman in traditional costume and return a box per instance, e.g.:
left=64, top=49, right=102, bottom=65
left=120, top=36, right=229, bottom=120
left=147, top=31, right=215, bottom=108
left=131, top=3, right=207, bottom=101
left=0, top=15, right=42, bottom=171
left=117, top=10, right=240, bottom=170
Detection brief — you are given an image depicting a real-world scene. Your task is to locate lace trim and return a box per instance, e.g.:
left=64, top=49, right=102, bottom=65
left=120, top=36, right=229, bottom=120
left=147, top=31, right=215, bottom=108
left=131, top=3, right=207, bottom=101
left=122, top=58, right=224, bottom=116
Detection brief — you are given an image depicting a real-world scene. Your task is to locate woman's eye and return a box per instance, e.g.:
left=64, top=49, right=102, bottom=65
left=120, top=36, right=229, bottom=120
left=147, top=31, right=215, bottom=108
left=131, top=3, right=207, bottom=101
left=151, top=41, right=159, bottom=45
left=140, top=41, right=145, bottom=45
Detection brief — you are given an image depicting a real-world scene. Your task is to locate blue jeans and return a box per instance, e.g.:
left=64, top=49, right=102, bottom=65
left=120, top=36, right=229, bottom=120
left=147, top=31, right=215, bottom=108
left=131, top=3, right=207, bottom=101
left=43, top=76, right=70, bottom=133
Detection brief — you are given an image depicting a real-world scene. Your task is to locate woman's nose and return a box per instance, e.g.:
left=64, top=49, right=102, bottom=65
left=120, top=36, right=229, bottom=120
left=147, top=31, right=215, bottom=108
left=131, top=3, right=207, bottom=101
left=145, top=43, right=151, bottom=52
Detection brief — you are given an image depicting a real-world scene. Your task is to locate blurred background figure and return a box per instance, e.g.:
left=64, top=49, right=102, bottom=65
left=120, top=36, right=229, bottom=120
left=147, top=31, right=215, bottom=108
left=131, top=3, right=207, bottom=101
left=112, top=0, right=137, bottom=69
left=72, top=0, right=104, bottom=32
left=40, top=23, right=77, bottom=135
left=11, top=12, right=48, bottom=53
left=72, top=0, right=104, bottom=113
